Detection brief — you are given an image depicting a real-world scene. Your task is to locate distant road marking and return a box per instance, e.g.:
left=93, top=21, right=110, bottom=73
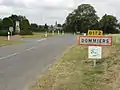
left=0, top=38, right=47, bottom=60
left=25, top=47, right=36, bottom=51
left=0, top=53, right=20, bottom=60
left=37, top=38, right=47, bottom=42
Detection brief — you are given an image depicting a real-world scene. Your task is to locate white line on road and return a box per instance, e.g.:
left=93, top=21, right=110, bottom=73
left=0, top=53, right=20, bottom=60
left=0, top=38, right=47, bottom=60
left=25, top=47, right=36, bottom=51
left=37, top=38, right=47, bottom=42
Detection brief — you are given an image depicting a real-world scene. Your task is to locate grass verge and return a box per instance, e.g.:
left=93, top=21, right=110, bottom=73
left=29, top=35, right=120, bottom=90
left=0, top=36, right=23, bottom=47
left=21, top=32, right=59, bottom=38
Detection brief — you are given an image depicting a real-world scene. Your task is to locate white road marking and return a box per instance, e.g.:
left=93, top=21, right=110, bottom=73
left=0, top=38, right=47, bottom=60
left=25, top=47, right=36, bottom=51
left=37, top=38, right=46, bottom=42
left=0, top=53, right=20, bottom=60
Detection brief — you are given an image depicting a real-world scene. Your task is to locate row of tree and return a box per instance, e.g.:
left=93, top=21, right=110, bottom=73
left=0, top=15, right=51, bottom=36
left=0, top=4, right=119, bottom=36
left=63, top=4, right=120, bottom=34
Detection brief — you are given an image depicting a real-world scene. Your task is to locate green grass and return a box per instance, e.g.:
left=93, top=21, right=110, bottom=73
left=21, top=32, right=74, bottom=39
left=0, top=32, right=67, bottom=46
left=21, top=32, right=60, bottom=38
left=0, top=36, right=23, bottom=47
left=28, top=35, right=120, bottom=90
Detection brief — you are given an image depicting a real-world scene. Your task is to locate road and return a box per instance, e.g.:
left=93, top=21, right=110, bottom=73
left=0, top=35, right=76, bottom=90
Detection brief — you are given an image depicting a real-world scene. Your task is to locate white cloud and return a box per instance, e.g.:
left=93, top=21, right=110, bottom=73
left=0, top=0, right=120, bottom=24
left=0, top=5, right=14, bottom=18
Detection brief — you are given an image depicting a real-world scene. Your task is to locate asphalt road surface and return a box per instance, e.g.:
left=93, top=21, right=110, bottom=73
left=0, top=35, right=76, bottom=90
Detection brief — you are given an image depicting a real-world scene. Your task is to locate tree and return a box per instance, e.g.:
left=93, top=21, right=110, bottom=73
left=65, top=4, right=99, bottom=33
left=9, top=15, right=19, bottom=31
left=44, top=23, right=48, bottom=31
left=9, top=15, right=26, bottom=31
left=20, top=19, right=32, bottom=35
left=0, top=19, right=2, bottom=30
left=57, top=24, right=62, bottom=27
left=38, top=25, right=45, bottom=32
left=30, top=23, right=38, bottom=32
left=2, top=17, right=13, bottom=30
left=99, top=14, right=118, bottom=33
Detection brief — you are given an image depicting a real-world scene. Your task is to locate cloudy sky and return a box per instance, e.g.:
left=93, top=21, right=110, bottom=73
left=0, top=0, right=119, bottom=25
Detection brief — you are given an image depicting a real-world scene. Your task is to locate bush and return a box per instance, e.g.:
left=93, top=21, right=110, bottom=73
left=20, top=30, right=33, bottom=35
left=0, top=30, right=8, bottom=36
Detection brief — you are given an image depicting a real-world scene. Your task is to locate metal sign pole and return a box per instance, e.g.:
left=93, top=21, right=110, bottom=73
left=9, top=27, right=13, bottom=37
left=11, top=31, right=12, bottom=36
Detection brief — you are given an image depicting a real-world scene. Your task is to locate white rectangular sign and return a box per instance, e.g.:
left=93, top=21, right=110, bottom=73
left=88, top=46, right=102, bottom=59
left=79, top=36, right=112, bottom=46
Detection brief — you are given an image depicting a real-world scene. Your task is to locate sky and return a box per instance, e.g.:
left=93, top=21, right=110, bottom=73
left=0, top=0, right=120, bottom=25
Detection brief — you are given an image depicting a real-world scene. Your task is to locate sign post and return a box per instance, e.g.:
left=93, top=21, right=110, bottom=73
left=45, top=31, right=48, bottom=37
left=8, top=32, right=10, bottom=41
left=58, top=31, right=60, bottom=35
left=52, top=31, right=54, bottom=35
left=62, top=31, right=64, bottom=35
left=9, top=27, right=14, bottom=36
left=78, top=30, right=112, bottom=67
left=88, top=30, right=103, bottom=67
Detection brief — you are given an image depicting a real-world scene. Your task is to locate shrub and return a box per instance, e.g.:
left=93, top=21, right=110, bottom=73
left=20, top=30, right=33, bottom=35
left=0, top=30, right=8, bottom=36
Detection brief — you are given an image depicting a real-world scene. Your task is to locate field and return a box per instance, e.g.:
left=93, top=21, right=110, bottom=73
left=29, top=34, right=120, bottom=90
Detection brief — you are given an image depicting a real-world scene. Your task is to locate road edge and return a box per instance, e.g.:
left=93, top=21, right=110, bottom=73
left=24, top=44, right=76, bottom=90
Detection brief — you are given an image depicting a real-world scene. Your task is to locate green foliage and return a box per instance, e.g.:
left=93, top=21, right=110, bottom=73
left=30, top=23, right=47, bottom=32
left=30, top=23, right=39, bottom=32
left=9, top=15, right=28, bottom=34
left=0, top=4, right=120, bottom=36
left=20, top=30, right=33, bottom=35
left=44, top=23, right=48, bottom=31
left=64, top=4, right=119, bottom=34
left=0, top=15, right=33, bottom=36
left=2, top=17, right=13, bottom=30
left=38, top=25, right=45, bottom=32
left=57, top=24, right=62, bottom=27
left=0, top=19, right=2, bottom=30
left=20, top=19, right=33, bottom=35
left=0, top=30, right=8, bottom=36
left=99, top=14, right=119, bottom=34
left=65, top=4, right=99, bottom=33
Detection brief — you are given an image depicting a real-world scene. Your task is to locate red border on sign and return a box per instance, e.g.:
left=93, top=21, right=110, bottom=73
left=78, top=36, right=112, bottom=46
